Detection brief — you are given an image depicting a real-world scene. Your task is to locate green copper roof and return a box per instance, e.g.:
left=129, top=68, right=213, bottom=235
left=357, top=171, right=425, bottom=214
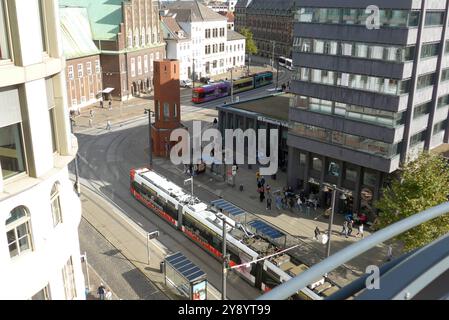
left=59, top=0, right=123, bottom=41
left=60, top=7, right=100, bottom=59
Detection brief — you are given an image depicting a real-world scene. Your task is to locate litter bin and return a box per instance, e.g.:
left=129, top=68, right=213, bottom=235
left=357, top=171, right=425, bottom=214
left=160, top=261, right=165, bottom=273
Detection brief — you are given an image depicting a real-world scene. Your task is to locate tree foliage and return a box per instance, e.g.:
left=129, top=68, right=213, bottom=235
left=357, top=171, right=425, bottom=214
left=376, top=152, right=449, bottom=251
left=240, top=27, right=258, bottom=55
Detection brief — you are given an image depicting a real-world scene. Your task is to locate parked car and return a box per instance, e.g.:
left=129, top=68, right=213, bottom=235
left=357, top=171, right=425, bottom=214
left=180, top=79, right=193, bottom=88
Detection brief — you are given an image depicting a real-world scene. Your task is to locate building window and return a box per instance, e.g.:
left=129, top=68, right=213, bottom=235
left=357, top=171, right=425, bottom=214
left=141, top=27, right=145, bottom=46
left=441, top=68, right=449, bottom=82
left=0, top=123, right=26, bottom=180
left=0, top=0, right=10, bottom=60
left=144, top=55, right=148, bottom=73
left=6, top=206, right=33, bottom=258
left=62, top=257, right=77, bottom=300
left=50, top=182, right=62, bottom=227
left=31, top=285, right=51, bottom=300
left=86, top=62, right=92, bottom=76
left=134, top=27, right=139, bottom=47
left=327, top=160, right=340, bottom=177
left=425, top=11, right=444, bottom=26
left=77, top=64, right=83, bottom=78
left=421, top=42, right=440, bottom=59
left=438, top=95, right=449, bottom=108
left=131, top=58, right=135, bottom=77
left=38, top=0, right=47, bottom=52
left=150, top=53, right=154, bottom=71
left=344, top=165, right=357, bottom=182
left=312, top=156, right=322, bottom=172
left=363, top=170, right=377, bottom=187
left=413, top=101, right=432, bottom=119
left=417, top=73, right=435, bottom=90
left=213, top=28, right=218, bottom=37
left=95, top=60, right=100, bottom=74
left=434, top=120, right=447, bottom=134
left=410, top=130, right=426, bottom=146
left=163, top=102, right=170, bottom=119
left=49, top=108, right=57, bottom=152
left=205, top=29, right=210, bottom=38
left=155, top=100, right=159, bottom=122
left=138, top=56, right=142, bottom=75
left=68, top=66, right=74, bottom=80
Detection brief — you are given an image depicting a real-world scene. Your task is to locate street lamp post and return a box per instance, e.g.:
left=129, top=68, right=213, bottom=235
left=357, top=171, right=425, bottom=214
left=217, top=213, right=232, bottom=300
left=144, top=108, right=154, bottom=168
left=322, top=184, right=347, bottom=258
left=222, top=215, right=227, bottom=301
left=184, top=177, right=194, bottom=204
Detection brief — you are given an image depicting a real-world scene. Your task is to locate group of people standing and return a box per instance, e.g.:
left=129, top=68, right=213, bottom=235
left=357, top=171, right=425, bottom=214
left=341, top=219, right=364, bottom=238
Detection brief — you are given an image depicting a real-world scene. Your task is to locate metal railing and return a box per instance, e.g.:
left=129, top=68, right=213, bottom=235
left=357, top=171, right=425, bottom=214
left=257, top=201, right=449, bottom=300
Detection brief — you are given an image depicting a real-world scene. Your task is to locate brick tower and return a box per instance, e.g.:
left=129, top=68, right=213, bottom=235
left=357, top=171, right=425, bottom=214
left=151, top=60, right=183, bottom=157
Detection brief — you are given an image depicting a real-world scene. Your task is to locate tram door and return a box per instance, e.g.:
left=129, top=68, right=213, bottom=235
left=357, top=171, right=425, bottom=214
left=177, top=206, right=183, bottom=231
left=254, top=261, right=264, bottom=290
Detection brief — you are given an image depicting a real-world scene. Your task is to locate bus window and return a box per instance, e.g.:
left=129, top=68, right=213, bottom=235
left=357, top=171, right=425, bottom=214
left=278, top=57, right=286, bottom=66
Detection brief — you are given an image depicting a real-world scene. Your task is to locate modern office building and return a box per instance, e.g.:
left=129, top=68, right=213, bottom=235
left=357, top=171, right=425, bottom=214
left=0, top=0, right=85, bottom=299
left=288, top=0, right=449, bottom=220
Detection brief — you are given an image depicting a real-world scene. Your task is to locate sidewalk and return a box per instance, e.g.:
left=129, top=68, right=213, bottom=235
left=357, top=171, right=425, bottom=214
left=71, top=96, right=153, bottom=133
left=81, top=260, right=119, bottom=300
left=180, top=160, right=402, bottom=287
left=80, top=183, right=221, bottom=300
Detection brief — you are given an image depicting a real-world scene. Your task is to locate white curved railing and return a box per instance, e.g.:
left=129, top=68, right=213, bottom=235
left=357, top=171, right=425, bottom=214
left=257, top=201, right=449, bottom=300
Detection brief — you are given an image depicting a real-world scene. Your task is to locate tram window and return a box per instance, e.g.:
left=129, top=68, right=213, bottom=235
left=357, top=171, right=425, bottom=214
left=262, top=268, right=281, bottom=288
left=165, top=201, right=178, bottom=219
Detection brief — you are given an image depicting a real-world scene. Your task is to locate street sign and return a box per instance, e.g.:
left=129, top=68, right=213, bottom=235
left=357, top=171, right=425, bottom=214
left=148, top=231, right=160, bottom=240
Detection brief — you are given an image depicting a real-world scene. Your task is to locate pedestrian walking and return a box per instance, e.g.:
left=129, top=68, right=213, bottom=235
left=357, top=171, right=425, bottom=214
left=260, top=176, right=265, bottom=186
left=348, top=220, right=354, bottom=237
left=296, top=196, right=303, bottom=213
left=266, top=197, right=272, bottom=210
left=100, top=99, right=104, bottom=108
left=341, top=220, right=348, bottom=238
left=356, top=223, right=364, bottom=238
left=265, top=184, right=271, bottom=196
left=275, top=194, right=282, bottom=210
left=386, top=245, right=393, bottom=262
left=256, top=171, right=260, bottom=183
left=108, top=100, right=112, bottom=110
left=314, top=226, right=321, bottom=240
left=306, top=202, right=311, bottom=216
left=259, top=189, right=265, bottom=202
left=88, top=118, right=93, bottom=127
left=288, top=197, right=295, bottom=212
left=97, top=283, right=106, bottom=300
left=90, top=109, right=95, bottom=118
left=105, top=289, right=112, bottom=300
left=106, top=120, right=112, bottom=130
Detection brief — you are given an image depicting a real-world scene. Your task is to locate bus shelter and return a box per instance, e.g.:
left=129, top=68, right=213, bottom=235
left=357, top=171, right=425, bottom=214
left=164, top=252, right=208, bottom=300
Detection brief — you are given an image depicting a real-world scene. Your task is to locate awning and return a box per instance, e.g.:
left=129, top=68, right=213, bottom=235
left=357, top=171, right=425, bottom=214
left=102, top=87, right=114, bottom=94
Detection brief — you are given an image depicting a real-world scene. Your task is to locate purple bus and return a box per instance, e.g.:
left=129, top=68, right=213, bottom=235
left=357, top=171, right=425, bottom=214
left=192, top=81, right=231, bottom=104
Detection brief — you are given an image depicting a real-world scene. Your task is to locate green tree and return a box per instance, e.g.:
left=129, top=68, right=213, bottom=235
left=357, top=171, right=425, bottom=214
left=239, top=27, right=258, bottom=73
left=376, top=152, right=449, bottom=251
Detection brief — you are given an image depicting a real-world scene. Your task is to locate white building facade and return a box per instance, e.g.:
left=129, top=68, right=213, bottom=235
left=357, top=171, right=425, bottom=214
left=161, top=16, right=193, bottom=81
left=161, top=1, right=245, bottom=80
left=0, top=0, right=85, bottom=300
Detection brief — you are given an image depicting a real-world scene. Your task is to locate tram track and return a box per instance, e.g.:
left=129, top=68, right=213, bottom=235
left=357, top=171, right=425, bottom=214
left=75, top=125, right=260, bottom=300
